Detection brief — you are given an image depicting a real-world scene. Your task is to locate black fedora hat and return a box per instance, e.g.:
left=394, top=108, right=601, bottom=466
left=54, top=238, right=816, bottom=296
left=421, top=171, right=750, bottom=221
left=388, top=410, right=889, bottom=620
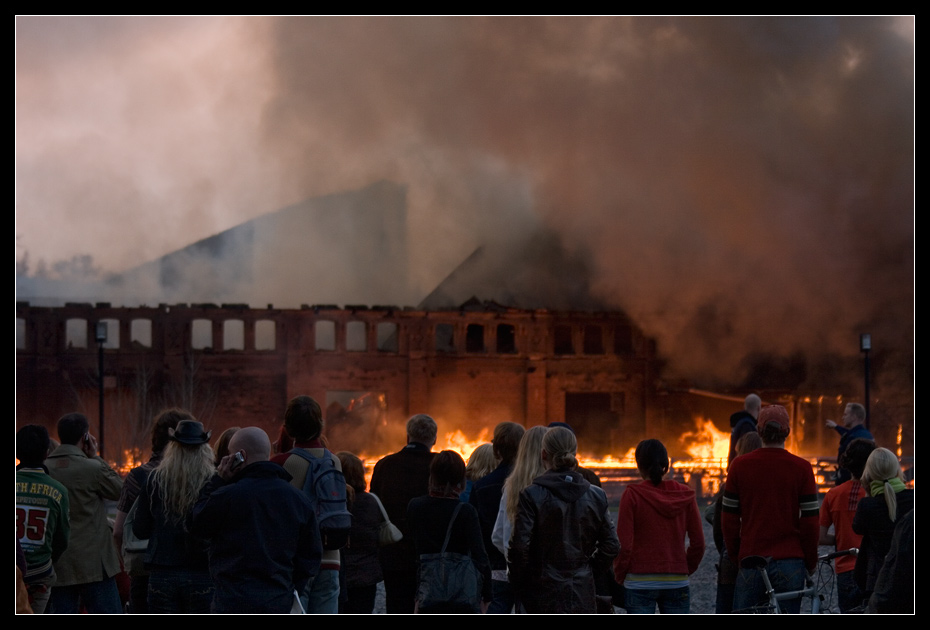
left=168, top=420, right=211, bottom=445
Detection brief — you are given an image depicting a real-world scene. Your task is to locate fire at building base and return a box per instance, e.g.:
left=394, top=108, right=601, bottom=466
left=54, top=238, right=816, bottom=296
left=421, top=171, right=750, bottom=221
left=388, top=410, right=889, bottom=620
left=19, top=299, right=899, bottom=501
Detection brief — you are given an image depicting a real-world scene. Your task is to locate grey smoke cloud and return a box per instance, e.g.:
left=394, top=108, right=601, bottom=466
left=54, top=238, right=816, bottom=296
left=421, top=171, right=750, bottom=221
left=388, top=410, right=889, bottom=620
left=15, top=16, right=913, bottom=389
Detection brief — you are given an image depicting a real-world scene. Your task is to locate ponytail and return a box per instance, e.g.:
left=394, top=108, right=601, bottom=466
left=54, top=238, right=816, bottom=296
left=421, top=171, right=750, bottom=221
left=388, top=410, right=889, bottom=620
left=635, top=439, right=669, bottom=486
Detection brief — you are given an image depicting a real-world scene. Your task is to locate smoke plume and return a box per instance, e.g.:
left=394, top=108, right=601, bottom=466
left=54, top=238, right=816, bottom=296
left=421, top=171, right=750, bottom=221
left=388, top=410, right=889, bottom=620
left=16, top=17, right=913, bottom=393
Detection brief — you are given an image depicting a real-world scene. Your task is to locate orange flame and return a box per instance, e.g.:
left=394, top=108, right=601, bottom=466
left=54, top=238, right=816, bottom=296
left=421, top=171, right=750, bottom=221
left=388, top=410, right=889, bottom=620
left=670, top=417, right=730, bottom=496
left=109, top=448, right=145, bottom=476
left=579, top=448, right=637, bottom=469
left=677, top=417, right=730, bottom=463
left=439, top=428, right=492, bottom=462
left=361, top=416, right=738, bottom=496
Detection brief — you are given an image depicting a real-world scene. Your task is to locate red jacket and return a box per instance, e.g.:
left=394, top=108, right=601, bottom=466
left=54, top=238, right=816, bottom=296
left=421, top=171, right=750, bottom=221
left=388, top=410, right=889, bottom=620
left=613, top=480, right=705, bottom=584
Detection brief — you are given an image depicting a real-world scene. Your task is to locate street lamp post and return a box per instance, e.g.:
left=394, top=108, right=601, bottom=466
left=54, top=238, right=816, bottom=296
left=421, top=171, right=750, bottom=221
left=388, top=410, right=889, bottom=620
left=95, top=321, right=108, bottom=459
left=860, top=333, right=871, bottom=430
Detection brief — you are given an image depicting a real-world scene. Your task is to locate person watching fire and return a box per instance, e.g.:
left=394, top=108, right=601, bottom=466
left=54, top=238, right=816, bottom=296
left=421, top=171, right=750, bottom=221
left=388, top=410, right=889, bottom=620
left=818, top=437, right=876, bottom=612
left=271, top=395, right=348, bottom=614
left=469, top=421, right=524, bottom=613
left=722, top=405, right=819, bottom=613
left=509, top=427, right=619, bottom=613
left=369, top=413, right=438, bottom=613
left=45, top=413, right=124, bottom=614
left=727, top=394, right=760, bottom=470
left=191, top=426, right=322, bottom=613
left=825, top=402, right=873, bottom=485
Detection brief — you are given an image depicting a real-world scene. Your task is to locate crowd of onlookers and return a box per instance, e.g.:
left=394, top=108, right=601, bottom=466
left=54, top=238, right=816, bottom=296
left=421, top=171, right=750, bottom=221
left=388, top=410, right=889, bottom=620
left=16, top=394, right=913, bottom=614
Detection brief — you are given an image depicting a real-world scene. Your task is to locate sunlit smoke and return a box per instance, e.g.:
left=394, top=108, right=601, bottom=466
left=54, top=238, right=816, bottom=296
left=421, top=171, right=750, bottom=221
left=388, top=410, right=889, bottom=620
left=16, top=17, right=913, bottom=395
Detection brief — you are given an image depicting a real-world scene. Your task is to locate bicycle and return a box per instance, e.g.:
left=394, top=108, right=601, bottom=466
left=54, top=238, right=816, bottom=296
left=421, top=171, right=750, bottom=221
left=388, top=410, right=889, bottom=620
left=733, top=548, right=858, bottom=613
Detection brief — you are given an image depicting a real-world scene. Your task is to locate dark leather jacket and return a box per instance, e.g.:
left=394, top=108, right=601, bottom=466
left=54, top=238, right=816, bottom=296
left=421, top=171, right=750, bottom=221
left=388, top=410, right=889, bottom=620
left=508, top=468, right=620, bottom=613
left=133, top=474, right=210, bottom=570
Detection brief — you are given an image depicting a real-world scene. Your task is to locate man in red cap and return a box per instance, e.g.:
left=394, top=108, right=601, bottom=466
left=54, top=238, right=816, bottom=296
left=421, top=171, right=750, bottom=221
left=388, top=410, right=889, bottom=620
left=721, top=404, right=819, bottom=613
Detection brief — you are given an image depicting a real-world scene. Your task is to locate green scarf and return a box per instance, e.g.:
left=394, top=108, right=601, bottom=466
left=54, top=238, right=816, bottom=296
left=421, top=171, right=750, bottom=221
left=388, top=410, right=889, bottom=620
left=870, top=476, right=906, bottom=497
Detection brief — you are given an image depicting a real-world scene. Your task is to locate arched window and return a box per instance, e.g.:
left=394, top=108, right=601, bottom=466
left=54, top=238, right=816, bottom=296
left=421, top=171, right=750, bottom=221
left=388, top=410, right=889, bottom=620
left=554, top=325, right=574, bottom=355
left=65, top=318, right=87, bottom=349
left=435, top=324, right=455, bottom=353
left=255, top=320, right=276, bottom=350
left=614, top=325, right=633, bottom=355
left=315, top=321, right=335, bottom=351
left=496, top=324, right=516, bottom=354
left=583, top=325, right=603, bottom=354
left=192, top=319, right=212, bottom=350
left=100, top=319, right=120, bottom=349
left=466, top=324, right=485, bottom=353
left=223, top=319, right=244, bottom=350
left=131, top=319, right=152, bottom=348
left=377, top=322, right=398, bottom=352
left=347, top=321, right=367, bottom=352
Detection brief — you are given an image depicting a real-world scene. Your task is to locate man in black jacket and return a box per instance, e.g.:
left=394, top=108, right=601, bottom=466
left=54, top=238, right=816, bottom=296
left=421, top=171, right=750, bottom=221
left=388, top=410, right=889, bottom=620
left=369, top=414, right=437, bottom=614
left=191, top=427, right=322, bottom=613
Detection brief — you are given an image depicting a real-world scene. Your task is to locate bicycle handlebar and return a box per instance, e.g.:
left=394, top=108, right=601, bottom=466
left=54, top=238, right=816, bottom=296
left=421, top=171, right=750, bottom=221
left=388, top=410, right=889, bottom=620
left=818, top=548, right=858, bottom=561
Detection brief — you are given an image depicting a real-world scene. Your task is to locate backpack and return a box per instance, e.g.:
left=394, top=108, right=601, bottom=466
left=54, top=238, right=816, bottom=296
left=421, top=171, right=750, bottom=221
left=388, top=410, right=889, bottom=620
left=286, top=448, right=352, bottom=550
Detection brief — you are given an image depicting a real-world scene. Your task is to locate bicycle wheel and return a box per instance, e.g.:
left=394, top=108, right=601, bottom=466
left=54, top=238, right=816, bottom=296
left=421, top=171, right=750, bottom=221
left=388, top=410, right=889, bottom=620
left=731, top=604, right=777, bottom=614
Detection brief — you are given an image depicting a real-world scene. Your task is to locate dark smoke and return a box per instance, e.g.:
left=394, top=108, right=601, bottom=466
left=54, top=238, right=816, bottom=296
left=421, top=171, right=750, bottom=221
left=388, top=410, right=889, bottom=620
left=16, top=17, right=913, bottom=398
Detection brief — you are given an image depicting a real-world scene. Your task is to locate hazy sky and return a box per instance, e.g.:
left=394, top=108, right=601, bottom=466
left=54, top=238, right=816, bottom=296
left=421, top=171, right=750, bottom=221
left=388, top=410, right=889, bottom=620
left=15, top=16, right=914, bottom=386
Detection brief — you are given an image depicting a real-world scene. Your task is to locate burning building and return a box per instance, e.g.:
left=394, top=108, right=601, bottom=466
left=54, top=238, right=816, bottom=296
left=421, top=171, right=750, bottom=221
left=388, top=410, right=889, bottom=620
left=17, top=178, right=910, bottom=486
left=17, top=179, right=665, bottom=462
left=16, top=300, right=660, bottom=465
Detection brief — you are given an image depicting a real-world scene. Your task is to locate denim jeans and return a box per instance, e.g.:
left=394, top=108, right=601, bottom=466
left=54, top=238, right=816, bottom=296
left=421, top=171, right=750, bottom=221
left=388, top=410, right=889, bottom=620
left=734, top=557, right=806, bottom=613
left=836, top=570, right=863, bottom=612
left=48, top=577, right=122, bottom=614
left=302, top=568, right=340, bottom=614
left=487, top=579, right=515, bottom=614
left=624, top=586, right=690, bottom=614
left=147, top=567, right=213, bottom=614
left=25, top=569, right=55, bottom=614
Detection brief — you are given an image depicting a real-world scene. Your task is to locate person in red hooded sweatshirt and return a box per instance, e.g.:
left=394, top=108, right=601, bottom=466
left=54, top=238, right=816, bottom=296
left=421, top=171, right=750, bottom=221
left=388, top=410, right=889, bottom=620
left=614, top=439, right=705, bottom=614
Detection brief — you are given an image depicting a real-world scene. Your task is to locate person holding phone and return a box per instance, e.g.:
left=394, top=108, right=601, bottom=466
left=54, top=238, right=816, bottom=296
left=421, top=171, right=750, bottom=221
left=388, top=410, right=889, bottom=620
left=191, top=427, right=323, bottom=613
left=45, top=413, right=123, bottom=614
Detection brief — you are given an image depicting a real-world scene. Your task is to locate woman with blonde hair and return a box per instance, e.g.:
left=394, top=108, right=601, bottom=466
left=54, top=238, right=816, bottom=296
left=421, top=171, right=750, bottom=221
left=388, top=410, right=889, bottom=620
left=133, top=420, right=216, bottom=613
left=461, top=443, right=496, bottom=504
left=491, top=426, right=549, bottom=558
left=509, top=427, right=619, bottom=613
left=853, top=447, right=913, bottom=601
